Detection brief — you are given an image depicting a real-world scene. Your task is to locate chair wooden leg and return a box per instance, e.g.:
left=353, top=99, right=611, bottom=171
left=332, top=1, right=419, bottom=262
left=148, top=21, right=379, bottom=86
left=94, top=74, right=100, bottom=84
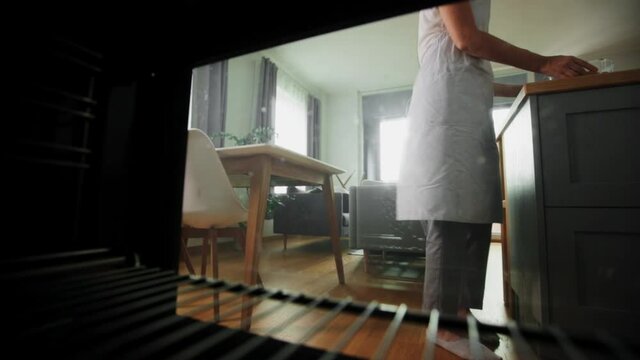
left=181, top=235, right=196, bottom=275
left=200, top=233, right=209, bottom=277
left=283, top=234, right=288, bottom=251
left=209, top=228, right=220, bottom=321
left=210, top=229, right=219, bottom=280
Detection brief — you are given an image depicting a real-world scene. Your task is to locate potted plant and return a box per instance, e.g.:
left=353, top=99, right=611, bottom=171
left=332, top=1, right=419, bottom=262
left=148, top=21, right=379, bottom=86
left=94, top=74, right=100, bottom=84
left=211, top=126, right=276, bottom=146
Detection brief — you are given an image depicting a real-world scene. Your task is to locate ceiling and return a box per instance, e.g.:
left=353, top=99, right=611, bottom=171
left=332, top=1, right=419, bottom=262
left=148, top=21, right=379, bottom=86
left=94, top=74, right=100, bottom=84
left=262, top=0, right=640, bottom=95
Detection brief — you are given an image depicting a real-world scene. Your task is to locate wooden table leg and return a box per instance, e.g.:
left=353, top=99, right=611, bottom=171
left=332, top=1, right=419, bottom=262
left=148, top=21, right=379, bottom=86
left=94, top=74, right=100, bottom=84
left=240, top=155, right=272, bottom=330
left=323, top=174, right=345, bottom=284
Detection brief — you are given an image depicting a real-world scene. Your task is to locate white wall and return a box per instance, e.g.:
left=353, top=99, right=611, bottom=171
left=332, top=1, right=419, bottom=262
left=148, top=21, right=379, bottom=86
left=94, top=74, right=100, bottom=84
left=226, top=50, right=328, bottom=146
left=228, top=49, right=362, bottom=191
left=239, top=50, right=359, bottom=192
left=603, top=50, right=640, bottom=72
left=262, top=49, right=327, bottom=104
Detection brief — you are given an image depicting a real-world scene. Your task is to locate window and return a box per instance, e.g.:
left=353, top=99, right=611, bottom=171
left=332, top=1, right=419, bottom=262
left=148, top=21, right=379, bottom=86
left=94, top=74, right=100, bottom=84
left=492, top=107, right=510, bottom=126
left=274, top=71, right=308, bottom=156
left=379, top=117, right=409, bottom=182
left=361, top=89, right=413, bottom=181
left=274, top=70, right=309, bottom=193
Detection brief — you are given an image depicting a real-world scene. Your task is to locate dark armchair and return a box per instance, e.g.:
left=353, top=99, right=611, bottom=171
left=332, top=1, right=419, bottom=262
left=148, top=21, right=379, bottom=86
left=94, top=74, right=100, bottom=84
left=272, top=191, right=349, bottom=249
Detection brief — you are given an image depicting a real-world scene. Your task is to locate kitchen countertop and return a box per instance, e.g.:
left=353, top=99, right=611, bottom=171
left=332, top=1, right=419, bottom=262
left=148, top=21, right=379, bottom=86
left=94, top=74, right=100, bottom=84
left=495, top=68, right=640, bottom=140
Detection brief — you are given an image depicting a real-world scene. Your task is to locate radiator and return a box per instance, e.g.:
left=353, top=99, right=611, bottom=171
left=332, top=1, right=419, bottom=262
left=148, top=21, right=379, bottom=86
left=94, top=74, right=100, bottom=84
left=3, top=249, right=638, bottom=360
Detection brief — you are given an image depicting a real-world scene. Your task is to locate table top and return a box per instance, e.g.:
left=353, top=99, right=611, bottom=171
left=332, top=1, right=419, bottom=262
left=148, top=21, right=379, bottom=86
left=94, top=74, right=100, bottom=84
left=521, top=69, right=640, bottom=96
left=216, top=144, right=345, bottom=175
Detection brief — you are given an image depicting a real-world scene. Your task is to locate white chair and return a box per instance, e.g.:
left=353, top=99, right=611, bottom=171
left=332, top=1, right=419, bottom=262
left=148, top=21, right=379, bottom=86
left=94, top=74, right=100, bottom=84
left=181, top=128, right=261, bottom=317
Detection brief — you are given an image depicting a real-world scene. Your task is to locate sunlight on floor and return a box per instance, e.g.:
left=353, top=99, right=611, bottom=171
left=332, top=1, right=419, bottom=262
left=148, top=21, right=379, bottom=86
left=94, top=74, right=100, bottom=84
left=472, top=243, right=507, bottom=326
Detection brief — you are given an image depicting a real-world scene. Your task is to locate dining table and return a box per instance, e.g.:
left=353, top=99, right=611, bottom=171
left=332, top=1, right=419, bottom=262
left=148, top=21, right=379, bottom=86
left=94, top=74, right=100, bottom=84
left=216, top=144, right=346, bottom=329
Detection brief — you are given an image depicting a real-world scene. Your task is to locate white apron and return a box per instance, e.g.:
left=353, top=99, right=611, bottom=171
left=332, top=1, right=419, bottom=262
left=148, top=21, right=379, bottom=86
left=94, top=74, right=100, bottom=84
left=396, top=0, right=502, bottom=224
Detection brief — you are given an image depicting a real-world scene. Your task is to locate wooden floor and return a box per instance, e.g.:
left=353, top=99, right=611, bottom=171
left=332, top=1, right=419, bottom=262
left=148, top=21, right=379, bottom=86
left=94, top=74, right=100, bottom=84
left=177, top=235, right=513, bottom=359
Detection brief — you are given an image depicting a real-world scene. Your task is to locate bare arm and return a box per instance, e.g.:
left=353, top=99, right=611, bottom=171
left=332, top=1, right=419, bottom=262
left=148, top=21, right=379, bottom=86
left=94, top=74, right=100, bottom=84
left=493, top=83, right=521, bottom=97
left=439, top=2, right=598, bottom=79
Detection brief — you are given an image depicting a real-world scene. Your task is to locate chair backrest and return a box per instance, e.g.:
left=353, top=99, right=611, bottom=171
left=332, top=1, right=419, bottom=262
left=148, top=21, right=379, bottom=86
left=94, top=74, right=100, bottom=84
left=182, top=128, right=247, bottom=229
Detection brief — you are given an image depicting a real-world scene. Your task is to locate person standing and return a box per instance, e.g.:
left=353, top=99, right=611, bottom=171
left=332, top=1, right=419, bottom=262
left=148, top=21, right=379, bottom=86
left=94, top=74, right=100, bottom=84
left=396, top=0, right=596, bottom=358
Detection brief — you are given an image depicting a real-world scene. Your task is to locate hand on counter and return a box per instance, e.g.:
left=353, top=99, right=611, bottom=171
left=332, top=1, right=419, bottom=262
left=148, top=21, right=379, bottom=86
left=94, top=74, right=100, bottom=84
left=541, top=55, right=599, bottom=79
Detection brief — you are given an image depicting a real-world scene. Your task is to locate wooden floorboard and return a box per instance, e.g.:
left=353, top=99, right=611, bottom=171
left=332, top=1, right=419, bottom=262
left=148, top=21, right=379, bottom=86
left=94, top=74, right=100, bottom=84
left=177, top=235, right=512, bottom=359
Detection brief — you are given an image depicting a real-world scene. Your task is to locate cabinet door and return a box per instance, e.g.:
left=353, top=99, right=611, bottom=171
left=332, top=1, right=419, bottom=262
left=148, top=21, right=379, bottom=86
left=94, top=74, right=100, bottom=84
left=538, top=84, right=640, bottom=207
left=545, top=207, right=640, bottom=340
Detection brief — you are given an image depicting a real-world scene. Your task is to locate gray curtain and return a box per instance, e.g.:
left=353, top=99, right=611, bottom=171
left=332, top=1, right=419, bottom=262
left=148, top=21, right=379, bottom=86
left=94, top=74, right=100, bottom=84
left=307, top=95, right=321, bottom=159
left=362, top=89, right=412, bottom=180
left=255, top=57, right=278, bottom=134
left=189, top=61, right=228, bottom=147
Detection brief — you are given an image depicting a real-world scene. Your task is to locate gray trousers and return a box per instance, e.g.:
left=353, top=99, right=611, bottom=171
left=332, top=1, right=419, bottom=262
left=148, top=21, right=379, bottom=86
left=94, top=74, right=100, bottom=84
left=421, top=220, right=492, bottom=315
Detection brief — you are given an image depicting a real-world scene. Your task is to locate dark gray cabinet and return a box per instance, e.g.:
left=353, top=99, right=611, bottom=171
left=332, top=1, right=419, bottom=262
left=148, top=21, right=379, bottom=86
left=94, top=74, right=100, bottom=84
left=500, top=76, right=640, bottom=341
left=273, top=192, right=349, bottom=237
left=545, top=208, right=640, bottom=336
left=538, top=85, right=640, bottom=207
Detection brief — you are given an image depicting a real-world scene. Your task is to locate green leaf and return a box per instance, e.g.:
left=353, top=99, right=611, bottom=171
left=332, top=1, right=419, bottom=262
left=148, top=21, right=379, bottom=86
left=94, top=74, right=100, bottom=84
left=210, top=126, right=277, bottom=146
